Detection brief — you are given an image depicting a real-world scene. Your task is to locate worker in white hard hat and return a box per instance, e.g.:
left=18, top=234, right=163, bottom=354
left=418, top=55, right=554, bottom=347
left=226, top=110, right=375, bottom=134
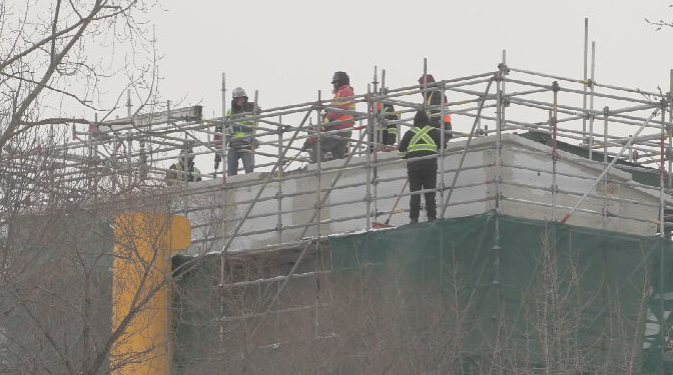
left=215, top=87, right=258, bottom=176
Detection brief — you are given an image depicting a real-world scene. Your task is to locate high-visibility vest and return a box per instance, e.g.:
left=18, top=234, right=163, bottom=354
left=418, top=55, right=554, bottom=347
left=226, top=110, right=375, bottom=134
left=331, top=88, right=355, bottom=123
left=226, top=108, right=256, bottom=138
left=375, top=102, right=397, bottom=133
left=172, top=162, right=201, bottom=181
left=426, top=92, right=452, bottom=123
left=399, top=126, right=438, bottom=158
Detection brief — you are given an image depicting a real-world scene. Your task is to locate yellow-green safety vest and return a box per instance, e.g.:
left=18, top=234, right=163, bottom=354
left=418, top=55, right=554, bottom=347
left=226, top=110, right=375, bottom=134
left=172, top=162, right=201, bottom=181
left=226, top=109, right=256, bottom=138
left=406, top=125, right=438, bottom=154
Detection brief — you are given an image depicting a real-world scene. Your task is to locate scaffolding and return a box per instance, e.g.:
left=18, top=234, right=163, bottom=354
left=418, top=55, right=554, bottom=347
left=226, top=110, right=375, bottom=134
left=15, top=55, right=673, bottom=242
left=4, top=25, right=673, bottom=372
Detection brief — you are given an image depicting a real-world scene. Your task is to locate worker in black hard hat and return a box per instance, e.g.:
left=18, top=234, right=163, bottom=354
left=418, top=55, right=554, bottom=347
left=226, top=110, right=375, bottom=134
left=307, top=71, right=355, bottom=163
left=398, top=111, right=441, bottom=224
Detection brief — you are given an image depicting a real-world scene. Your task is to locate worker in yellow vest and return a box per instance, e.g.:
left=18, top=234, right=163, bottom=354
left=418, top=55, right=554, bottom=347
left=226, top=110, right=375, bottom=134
left=398, top=111, right=441, bottom=224
left=221, top=87, right=257, bottom=175
left=166, top=146, right=202, bottom=183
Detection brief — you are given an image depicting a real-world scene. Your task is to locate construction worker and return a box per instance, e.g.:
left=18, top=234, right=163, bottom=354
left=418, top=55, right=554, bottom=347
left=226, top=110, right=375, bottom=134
left=309, top=71, right=355, bottom=163
left=398, top=111, right=441, bottom=224
left=418, top=74, right=453, bottom=147
left=215, top=87, right=257, bottom=176
left=370, top=100, right=399, bottom=152
left=166, top=146, right=202, bottom=183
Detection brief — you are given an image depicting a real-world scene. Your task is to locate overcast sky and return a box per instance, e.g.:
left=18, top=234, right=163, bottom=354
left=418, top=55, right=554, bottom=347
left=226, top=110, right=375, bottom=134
left=151, top=0, right=673, bottom=118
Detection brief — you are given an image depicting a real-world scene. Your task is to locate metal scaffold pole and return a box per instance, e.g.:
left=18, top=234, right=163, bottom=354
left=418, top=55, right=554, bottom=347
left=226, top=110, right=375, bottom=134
left=669, top=69, right=673, bottom=190
left=552, top=81, right=559, bottom=222
left=582, top=17, right=589, bottom=143
left=660, top=104, right=666, bottom=239
left=588, top=41, right=596, bottom=160
left=439, top=80, right=447, bottom=218
left=493, top=63, right=504, bottom=287
left=602, top=106, right=609, bottom=230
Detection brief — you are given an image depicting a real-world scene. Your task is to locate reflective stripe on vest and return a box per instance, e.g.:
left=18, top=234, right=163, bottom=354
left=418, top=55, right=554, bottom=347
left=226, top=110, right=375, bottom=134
left=425, top=92, right=452, bottom=123
left=407, top=125, right=438, bottom=153
left=227, top=108, right=255, bottom=137
left=334, top=90, right=355, bottom=122
left=375, top=102, right=394, bottom=130
left=173, top=162, right=201, bottom=174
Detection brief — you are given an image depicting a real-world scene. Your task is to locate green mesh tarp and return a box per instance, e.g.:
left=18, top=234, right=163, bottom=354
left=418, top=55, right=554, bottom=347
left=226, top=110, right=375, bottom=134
left=172, top=211, right=673, bottom=374
left=328, top=211, right=673, bottom=374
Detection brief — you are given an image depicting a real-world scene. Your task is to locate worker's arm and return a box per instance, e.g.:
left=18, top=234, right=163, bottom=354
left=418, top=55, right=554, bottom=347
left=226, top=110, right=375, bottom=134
left=165, top=164, right=178, bottom=183
left=397, top=130, right=413, bottom=158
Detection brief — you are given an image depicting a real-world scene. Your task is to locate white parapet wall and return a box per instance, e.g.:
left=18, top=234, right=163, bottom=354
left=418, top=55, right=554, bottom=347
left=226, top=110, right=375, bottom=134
left=177, top=134, right=664, bottom=256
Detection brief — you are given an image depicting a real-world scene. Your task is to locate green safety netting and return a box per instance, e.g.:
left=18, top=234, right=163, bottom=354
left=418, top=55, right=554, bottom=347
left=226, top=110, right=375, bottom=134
left=173, top=211, right=673, bottom=374
left=329, top=211, right=673, bottom=374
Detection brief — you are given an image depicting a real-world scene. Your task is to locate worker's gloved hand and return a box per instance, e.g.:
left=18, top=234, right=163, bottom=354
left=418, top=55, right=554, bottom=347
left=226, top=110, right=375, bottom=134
left=302, top=137, right=316, bottom=151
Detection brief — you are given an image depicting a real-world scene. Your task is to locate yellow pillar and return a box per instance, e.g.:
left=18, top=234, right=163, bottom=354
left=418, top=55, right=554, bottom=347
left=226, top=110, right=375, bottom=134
left=111, top=212, right=191, bottom=375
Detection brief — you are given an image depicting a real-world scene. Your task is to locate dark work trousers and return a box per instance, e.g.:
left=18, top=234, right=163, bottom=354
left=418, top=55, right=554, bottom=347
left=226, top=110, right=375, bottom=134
left=407, top=165, right=437, bottom=220
left=310, top=130, right=352, bottom=163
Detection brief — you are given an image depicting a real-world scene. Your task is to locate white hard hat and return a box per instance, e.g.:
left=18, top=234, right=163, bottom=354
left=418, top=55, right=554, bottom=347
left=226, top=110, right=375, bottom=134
left=232, top=87, right=247, bottom=98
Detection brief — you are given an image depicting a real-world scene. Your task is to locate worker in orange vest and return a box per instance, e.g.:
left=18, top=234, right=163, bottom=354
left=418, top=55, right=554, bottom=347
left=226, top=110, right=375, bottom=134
left=418, top=74, right=453, bottom=147
left=308, top=71, right=355, bottom=163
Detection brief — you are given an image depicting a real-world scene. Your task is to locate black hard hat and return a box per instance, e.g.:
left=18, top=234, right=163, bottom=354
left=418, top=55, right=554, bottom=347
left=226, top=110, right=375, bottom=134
left=331, top=71, right=350, bottom=85
left=413, top=110, right=430, bottom=127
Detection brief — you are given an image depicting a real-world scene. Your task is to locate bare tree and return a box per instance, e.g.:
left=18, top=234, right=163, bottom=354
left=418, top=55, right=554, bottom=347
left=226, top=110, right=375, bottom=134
left=0, top=2, right=191, bottom=375
left=646, top=5, right=673, bottom=30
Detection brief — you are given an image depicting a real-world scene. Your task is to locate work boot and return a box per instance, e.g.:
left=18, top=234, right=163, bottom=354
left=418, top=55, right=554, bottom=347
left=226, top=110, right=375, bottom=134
left=410, top=218, right=418, bottom=224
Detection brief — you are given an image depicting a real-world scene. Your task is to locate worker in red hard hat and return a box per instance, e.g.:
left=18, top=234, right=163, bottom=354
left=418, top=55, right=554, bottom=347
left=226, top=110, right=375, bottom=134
left=418, top=74, right=453, bottom=147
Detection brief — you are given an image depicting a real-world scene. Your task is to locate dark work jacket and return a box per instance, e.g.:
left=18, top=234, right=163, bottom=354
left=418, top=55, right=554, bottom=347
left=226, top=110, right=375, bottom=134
left=423, top=91, right=453, bottom=144
left=398, top=125, right=441, bottom=171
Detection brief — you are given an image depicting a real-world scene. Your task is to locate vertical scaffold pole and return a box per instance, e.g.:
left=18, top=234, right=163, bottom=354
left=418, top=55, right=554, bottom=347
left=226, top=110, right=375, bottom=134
left=317, top=90, right=323, bottom=237
left=552, top=82, right=560, bottom=222
left=493, top=65, right=504, bottom=286
left=221, top=73, right=227, bottom=183
left=602, top=106, right=609, bottom=230
left=439, top=80, right=447, bottom=218
left=588, top=41, right=596, bottom=160
left=372, top=66, right=379, bottom=224
left=501, top=50, right=507, bottom=130
left=660, top=104, right=666, bottom=239
left=582, top=17, right=589, bottom=143
left=668, top=69, right=673, bottom=189
left=422, top=58, right=428, bottom=107
left=218, top=73, right=227, bottom=351
left=126, top=89, right=132, bottom=118
left=126, top=89, right=133, bottom=167
left=365, top=83, right=373, bottom=230
left=315, top=90, right=323, bottom=336
left=277, top=114, right=283, bottom=245
left=253, top=90, right=259, bottom=173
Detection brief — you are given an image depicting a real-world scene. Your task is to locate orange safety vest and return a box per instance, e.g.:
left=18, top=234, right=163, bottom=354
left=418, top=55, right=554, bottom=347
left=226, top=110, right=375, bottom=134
left=332, top=88, right=355, bottom=123
left=426, top=91, right=452, bottom=123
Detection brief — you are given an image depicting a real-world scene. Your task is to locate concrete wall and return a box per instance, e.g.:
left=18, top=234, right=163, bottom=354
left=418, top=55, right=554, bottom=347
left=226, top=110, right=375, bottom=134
left=177, top=134, right=664, bottom=255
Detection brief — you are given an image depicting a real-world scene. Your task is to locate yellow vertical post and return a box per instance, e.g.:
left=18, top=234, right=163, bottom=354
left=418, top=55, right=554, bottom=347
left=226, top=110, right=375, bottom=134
left=111, top=212, right=191, bottom=375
